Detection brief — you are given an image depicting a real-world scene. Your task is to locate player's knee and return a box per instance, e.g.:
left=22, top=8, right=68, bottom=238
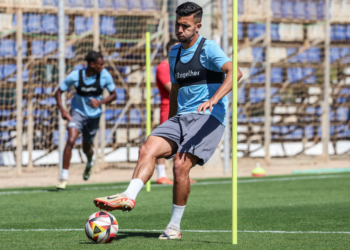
left=173, top=160, right=188, bottom=179
left=139, top=144, right=153, bottom=160
left=66, top=137, right=76, bottom=147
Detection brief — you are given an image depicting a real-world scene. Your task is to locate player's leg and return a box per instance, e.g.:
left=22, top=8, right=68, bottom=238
left=159, top=152, right=198, bottom=240
left=56, top=127, right=79, bottom=190
left=81, top=116, right=99, bottom=181
left=94, top=135, right=178, bottom=211
left=156, top=158, right=173, bottom=185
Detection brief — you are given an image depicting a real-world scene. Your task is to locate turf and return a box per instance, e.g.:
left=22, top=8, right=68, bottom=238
left=1, top=173, right=349, bottom=249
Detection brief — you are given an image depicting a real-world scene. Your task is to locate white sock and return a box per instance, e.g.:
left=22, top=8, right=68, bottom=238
left=60, top=169, right=69, bottom=180
left=168, top=204, right=186, bottom=230
left=157, top=164, right=167, bottom=179
left=121, top=179, right=144, bottom=200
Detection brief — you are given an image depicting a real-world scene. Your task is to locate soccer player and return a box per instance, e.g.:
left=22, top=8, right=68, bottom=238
left=93, top=2, right=242, bottom=239
left=55, top=51, right=116, bottom=190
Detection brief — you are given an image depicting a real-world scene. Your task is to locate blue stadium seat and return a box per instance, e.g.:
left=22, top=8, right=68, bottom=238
left=141, top=0, right=158, bottom=10
left=237, top=108, right=247, bottom=123
left=238, top=89, right=245, bottom=104
left=238, top=0, right=244, bottom=15
left=271, top=67, right=283, bottom=83
left=297, top=50, right=308, bottom=63
left=12, top=13, right=28, bottom=32
left=346, top=25, right=350, bottom=40
left=115, top=88, right=126, bottom=104
left=32, top=40, right=44, bottom=58
left=287, top=48, right=298, bottom=63
left=129, top=109, right=142, bottom=124
left=341, top=48, right=350, bottom=63
left=336, top=25, right=347, bottom=41
left=307, top=47, right=321, bottom=62
left=270, top=23, right=280, bottom=41
left=0, top=39, right=15, bottom=57
left=294, top=0, right=306, bottom=19
left=330, top=47, right=341, bottom=62
left=3, top=64, right=16, bottom=78
left=43, top=14, right=58, bottom=34
left=74, top=16, right=86, bottom=34
left=305, top=125, right=314, bottom=138
left=305, top=0, right=317, bottom=19
left=255, top=23, right=265, bottom=37
left=238, top=22, right=243, bottom=39
left=303, top=67, right=317, bottom=84
left=330, top=25, right=337, bottom=41
left=27, top=14, right=42, bottom=33
left=337, top=107, right=349, bottom=121
left=282, top=0, right=294, bottom=18
left=105, top=109, right=114, bottom=121
left=272, top=0, right=282, bottom=17
left=42, top=0, right=58, bottom=6
left=247, top=23, right=256, bottom=39
left=317, top=0, right=324, bottom=20
left=0, top=64, right=3, bottom=80
left=152, top=88, right=160, bottom=104
left=44, top=40, right=58, bottom=56
left=65, top=15, right=70, bottom=34
left=128, top=0, right=142, bottom=10
left=253, top=47, right=265, bottom=62
left=100, top=16, right=116, bottom=35
left=114, top=109, right=127, bottom=124
left=86, top=17, right=93, bottom=31
left=271, top=87, right=280, bottom=103
left=99, top=0, right=113, bottom=9
left=65, top=45, right=75, bottom=59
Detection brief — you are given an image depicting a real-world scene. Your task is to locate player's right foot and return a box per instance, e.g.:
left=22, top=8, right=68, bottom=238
left=83, top=160, right=94, bottom=181
left=56, top=179, right=67, bottom=190
left=159, top=225, right=181, bottom=240
left=156, top=177, right=174, bottom=185
left=93, top=193, right=135, bottom=212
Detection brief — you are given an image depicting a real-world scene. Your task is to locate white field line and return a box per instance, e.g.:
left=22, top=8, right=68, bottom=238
left=0, top=228, right=350, bottom=234
left=0, top=174, right=349, bottom=195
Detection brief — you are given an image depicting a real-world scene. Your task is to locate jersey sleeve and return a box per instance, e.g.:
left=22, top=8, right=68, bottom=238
left=205, top=41, right=231, bottom=72
left=101, top=70, right=116, bottom=92
left=156, top=63, right=171, bottom=86
left=59, top=70, right=78, bottom=92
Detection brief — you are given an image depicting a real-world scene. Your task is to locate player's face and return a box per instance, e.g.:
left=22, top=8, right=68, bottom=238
left=91, top=57, right=104, bottom=73
left=175, top=15, right=201, bottom=43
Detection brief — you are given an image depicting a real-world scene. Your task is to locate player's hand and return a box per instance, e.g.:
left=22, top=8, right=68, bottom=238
left=61, top=110, right=72, bottom=121
left=89, top=98, right=102, bottom=108
left=197, top=98, right=218, bottom=114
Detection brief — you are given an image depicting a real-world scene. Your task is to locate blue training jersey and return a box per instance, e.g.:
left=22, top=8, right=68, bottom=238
left=59, top=68, right=116, bottom=118
left=169, top=36, right=231, bottom=125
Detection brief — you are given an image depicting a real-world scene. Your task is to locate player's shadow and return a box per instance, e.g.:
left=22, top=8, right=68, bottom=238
left=115, top=232, right=160, bottom=240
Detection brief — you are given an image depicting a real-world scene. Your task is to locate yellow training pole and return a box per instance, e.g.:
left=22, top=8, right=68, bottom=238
left=146, top=32, right=151, bottom=192
left=232, top=0, right=238, bottom=245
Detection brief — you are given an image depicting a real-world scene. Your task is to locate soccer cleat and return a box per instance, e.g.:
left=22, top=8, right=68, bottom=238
left=156, top=177, right=174, bottom=185
left=56, top=179, right=67, bottom=190
left=83, top=160, right=94, bottom=181
left=190, top=178, right=197, bottom=184
left=159, top=225, right=181, bottom=240
left=93, top=193, right=135, bottom=212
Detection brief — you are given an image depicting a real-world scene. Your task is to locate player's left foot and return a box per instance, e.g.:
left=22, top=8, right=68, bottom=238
left=190, top=178, right=197, bottom=184
left=56, top=179, right=67, bottom=190
left=83, top=160, right=94, bottom=181
left=159, top=225, right=181, bottom=240
left=156, top=177, right=174, bottom=185
left=94, top=193, right=135, bottom=212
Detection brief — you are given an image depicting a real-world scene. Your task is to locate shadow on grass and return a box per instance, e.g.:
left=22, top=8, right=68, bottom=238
left=115, top=232, right=160, bottom=240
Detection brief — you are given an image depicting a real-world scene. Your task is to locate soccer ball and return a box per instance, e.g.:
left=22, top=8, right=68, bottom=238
left=85, top=211, right=119, bottom=244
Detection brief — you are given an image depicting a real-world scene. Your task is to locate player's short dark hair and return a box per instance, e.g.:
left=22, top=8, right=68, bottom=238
left=176, top=2, right=203, bottom=23
left=166, top=39, right=178, bottom=53
left=85, top=51, right=103, bottom=64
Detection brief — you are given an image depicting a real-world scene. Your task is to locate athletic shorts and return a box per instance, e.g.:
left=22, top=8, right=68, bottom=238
left=160, top=104, right=169, bottom=124
left=67, top=110, right=100, bottom=144
left=150, top=113, right=225, bottom=166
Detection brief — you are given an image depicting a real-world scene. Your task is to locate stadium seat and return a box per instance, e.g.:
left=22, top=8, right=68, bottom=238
left=27, top=14, right=42, bottom=33
left=341, top=48, right=350, bottom=63
left=128, top=0, right=142, bottom=10
left=337, top=107, right=349, bottom=121
left=252, top=47, right=265, bottom=62
left=336, top=25, right=347, bottom=41
left=0, top=64, right=3, bottom=80
left=305, top=125, right=314, bottom=138
left=100, top=16, right=116, bottom=35
left=237, top=108, right=247, bottom=123
left=307, top=47, right=321, bottom=62
left=42, top=14, right=58, bottom=34
left=297, top=50, right=308, bottom=63
left=271, top=87, right=281, bottom=103
left=129, top=109, right=142, bottom=124
left=42, top=0, right=58, bottom=6
left=115, top=88, right=126, bottom=104
left=271, top=67, right=283, bottom=83
left=113, top=0, right=128, bottom=10
left=238, top=22, right=243, bottom=39
left=74, top=16, right=86, bottom=35
left=86, top=17, right=93, bottom=31
left=65, top=15, right=69, bottom=34
left=99, top=0, right=113, bottom=9
left=305, top=0, right=317, bottom=19
left=330, top=25, right=337, bottom=41
left=330, top=47, right=341, bottom=62
left=114, top=109, right=127, bottom=124
left=152, top=88, right=160, bottom=104
left=247, top=23, right=256, bottom=39
left=317, top=0, right=325, bottom=20
left=294, top=0, right=306, bottom=19
left=141, top=0, right=158, bottom=10
left=249, top=68, right=265, bottom=84
left=255, top=23, right=265, bottom=38
left=44, top=40, right=58, bottom=56
left=65, top=45, right=75, bottom=59
left=271, top=23, right=280, bottom=41
left=3, top=64, right=16, bottom=78
left=282, top=0, right=294, bottom=18
left=287, top=48, right=298, bottom=63
left=12, top=13, right=28, bottom=32
left=303, top=67, right=317, bottom=84
left=346, top=25, right=350, bottom=40
left=272, top=0, right=282, bottom=18
left=105, top=109, right=114, bottom=121
left=32, top=40, right=44, bottom=58
left=337, top=88, right=350, bottom=103
left=0, top=39, right=15, bottom=57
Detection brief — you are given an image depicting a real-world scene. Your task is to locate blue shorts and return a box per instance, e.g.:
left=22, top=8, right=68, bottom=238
left=150, top=113, right=225, bottom=166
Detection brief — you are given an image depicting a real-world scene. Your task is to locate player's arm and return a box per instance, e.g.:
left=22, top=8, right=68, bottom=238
left=163, top=82, right=172, bottom=93
left=55, top=85, right=72, bottom=121
left=89, top=90, right=117, bottom=108
left=168, top=83, right=179, bottom=119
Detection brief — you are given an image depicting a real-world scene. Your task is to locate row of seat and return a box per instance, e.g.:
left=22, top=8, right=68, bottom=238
left=42, top=0, right=158, bottom=11
left=271, top=0, right=325, bottom=20
left=12, top=14, right=117, bottom=35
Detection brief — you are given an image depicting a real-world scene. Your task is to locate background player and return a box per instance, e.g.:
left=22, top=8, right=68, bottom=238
left=155, top=39, right=196, bottom=185
left=55, top=51, right=116, bottom=190
left=93, top=2, right=242, bottom=239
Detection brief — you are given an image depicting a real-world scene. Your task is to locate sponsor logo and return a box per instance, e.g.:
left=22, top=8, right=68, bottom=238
left=107, top=196, right=118, bottom=200
left=175, top=70, right=200, bottom=79
left=81, top=87, right=97, bottom=92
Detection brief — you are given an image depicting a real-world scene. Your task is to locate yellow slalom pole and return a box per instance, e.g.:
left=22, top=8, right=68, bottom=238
left=232, top=0, right=238, bottom=245
left=146, top=32, right=151, bottom=192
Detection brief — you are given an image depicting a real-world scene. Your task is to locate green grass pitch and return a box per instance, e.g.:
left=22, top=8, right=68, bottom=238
left=1, top=173, right=349, bottom=249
